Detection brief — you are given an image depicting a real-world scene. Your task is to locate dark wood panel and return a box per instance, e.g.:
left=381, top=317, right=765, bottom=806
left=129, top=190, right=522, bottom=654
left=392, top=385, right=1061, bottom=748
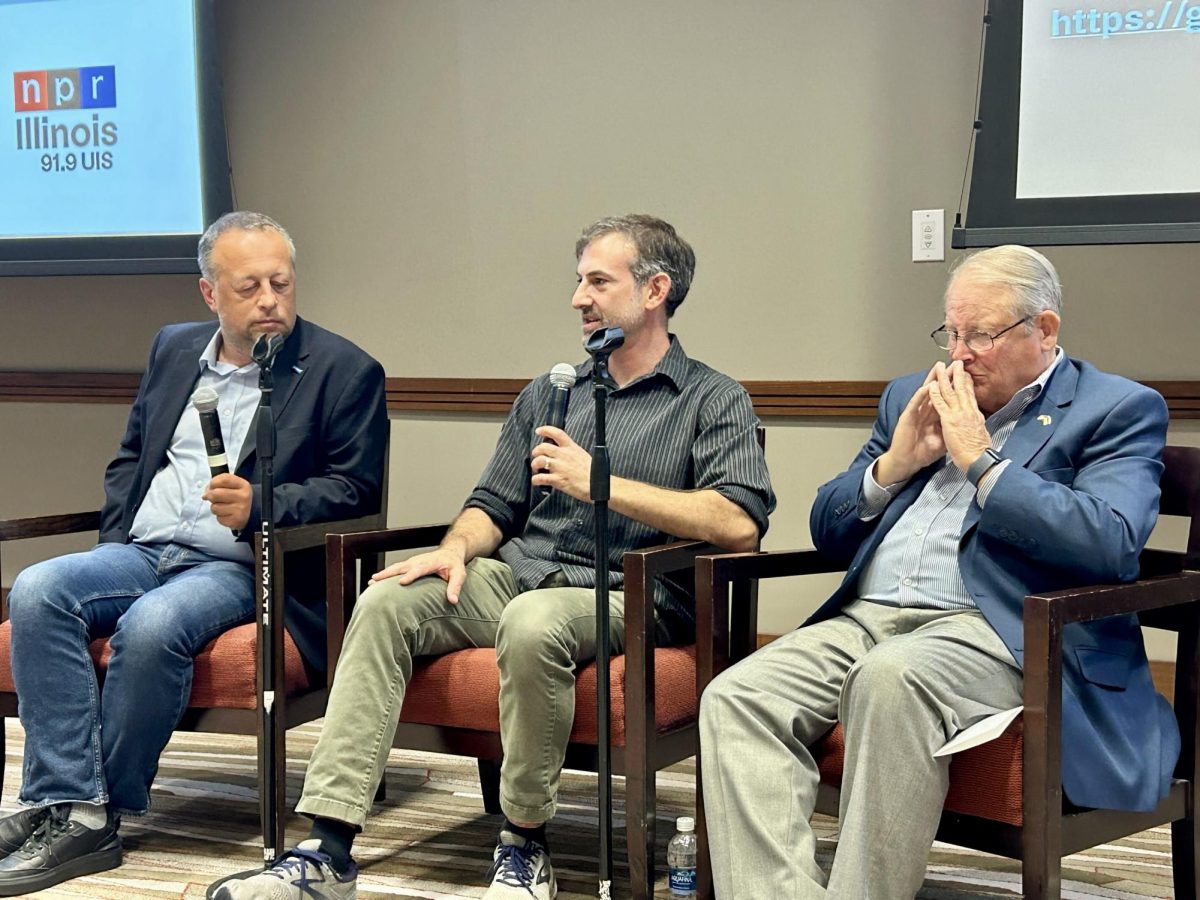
left=1, top=372, right=1197, bottom=420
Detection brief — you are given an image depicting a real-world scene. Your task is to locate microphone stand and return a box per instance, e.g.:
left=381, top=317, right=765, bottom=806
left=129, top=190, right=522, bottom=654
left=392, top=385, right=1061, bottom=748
left=253, top=337, right=279, bottom=867
left=585, top=326, right=623, bottom=900
left=205, top=334, right=283, bottom=899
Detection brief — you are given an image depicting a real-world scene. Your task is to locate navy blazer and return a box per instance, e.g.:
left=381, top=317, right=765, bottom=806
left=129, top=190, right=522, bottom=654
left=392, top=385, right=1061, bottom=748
left=809, top=356, right=1179, bottom=813
left=99, top=317, right=389, bottom=670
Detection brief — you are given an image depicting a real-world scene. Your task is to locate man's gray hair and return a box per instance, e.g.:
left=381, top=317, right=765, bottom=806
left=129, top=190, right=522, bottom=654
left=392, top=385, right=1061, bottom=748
left=198, top=211, right=296, bottom=281
left=947, top=244, right=1063, bottom=320
left=575, top=214, right=696, bottom=317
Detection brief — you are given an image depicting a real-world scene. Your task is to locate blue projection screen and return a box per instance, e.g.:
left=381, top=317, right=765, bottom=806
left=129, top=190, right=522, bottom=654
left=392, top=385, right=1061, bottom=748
left=0, top=0, right=231, bottom=275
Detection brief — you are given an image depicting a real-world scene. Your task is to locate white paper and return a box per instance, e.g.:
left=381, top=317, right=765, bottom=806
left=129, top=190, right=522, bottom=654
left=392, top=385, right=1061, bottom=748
left=933, top=706, right=1023, bottom=758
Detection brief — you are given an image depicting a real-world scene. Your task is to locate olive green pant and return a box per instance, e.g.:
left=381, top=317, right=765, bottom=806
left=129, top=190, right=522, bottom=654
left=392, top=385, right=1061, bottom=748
left=297, top=557, right=673, bottom=827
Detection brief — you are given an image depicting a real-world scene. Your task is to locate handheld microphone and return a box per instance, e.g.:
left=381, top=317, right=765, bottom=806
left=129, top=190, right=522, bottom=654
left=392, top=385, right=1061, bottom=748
left=537, top=363, right=576, bottom=499
left=191, top=386, right=229, bottom=477
left=544, top=363, right=576, bottom=431
left=251, top=332, right=284, bottom=369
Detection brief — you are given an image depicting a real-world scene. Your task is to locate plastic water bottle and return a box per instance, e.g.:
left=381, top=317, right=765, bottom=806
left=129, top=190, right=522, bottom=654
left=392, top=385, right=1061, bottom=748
left=667, top=815, right=698, bottom=897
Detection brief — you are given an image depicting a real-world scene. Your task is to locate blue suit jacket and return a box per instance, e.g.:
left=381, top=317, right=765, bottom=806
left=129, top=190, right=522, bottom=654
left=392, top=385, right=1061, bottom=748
left=809, top=357, right=1179, bottom=813
left=98, top=317, right=389, bottom=670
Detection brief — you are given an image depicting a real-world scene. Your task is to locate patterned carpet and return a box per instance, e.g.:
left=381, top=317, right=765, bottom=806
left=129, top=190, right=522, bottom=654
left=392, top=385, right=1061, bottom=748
left=0, top=720, right=1176, bottom=899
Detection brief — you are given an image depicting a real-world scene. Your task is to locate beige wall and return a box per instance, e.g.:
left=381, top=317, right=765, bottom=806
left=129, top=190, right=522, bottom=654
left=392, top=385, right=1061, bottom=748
left=1, top=1, right=1197, bottom=655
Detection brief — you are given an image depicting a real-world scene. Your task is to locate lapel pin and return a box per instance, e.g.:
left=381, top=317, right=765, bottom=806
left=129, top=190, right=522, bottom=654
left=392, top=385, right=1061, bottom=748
left=1037, top=414, right=1052, bottom=426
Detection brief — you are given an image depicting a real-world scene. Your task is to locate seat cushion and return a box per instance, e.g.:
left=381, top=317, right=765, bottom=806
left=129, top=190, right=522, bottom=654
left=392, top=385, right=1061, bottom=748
left=397, top=645, right=699, bottom=747
left=0, top=620, right=309, bottom=710
left=812, top=717, right=1025, bottom=826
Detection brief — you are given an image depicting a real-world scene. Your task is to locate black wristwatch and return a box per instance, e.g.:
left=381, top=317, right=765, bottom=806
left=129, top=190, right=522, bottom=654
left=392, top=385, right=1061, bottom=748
left=966, top=448, right=1004, bottom=487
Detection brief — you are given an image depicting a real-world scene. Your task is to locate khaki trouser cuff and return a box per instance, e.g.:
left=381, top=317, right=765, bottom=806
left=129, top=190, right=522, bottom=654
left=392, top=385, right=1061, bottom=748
left=500, top=792, right=556, bottom=825
left=295, top=795, right=369, bottom=829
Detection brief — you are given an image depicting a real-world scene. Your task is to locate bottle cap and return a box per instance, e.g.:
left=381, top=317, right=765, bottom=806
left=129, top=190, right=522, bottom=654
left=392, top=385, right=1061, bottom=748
left=676, top=816, right=695, bottom=832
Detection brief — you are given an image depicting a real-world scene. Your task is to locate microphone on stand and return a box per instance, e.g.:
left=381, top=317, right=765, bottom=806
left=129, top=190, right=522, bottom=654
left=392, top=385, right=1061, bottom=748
left=191, top=386, right=229, bottom=477
left=537, top=363, right=576, bottom=499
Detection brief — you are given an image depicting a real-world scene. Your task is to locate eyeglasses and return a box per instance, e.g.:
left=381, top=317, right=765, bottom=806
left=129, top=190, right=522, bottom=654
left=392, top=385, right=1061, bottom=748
left=930, top=316, right=1032, bottom=353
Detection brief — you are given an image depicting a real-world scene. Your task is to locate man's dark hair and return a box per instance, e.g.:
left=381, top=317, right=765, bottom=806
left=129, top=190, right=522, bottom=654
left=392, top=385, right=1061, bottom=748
left=575, top=215, right=696, bottom=317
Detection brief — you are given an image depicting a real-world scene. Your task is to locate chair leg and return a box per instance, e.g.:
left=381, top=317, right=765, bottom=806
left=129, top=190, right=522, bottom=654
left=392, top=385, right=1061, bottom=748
left=478, top=758, right=502, bottom=815
left=625, top=764, right=656, bottom=900
left=1173, top=816, right=1199, bottom=900
left=696, top=749, right=714, bottom=900
left=1022, top=819, right=1061, bottom=900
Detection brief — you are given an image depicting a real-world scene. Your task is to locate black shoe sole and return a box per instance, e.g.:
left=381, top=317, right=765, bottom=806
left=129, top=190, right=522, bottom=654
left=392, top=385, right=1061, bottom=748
left=0, top=841, right=121, bottom=896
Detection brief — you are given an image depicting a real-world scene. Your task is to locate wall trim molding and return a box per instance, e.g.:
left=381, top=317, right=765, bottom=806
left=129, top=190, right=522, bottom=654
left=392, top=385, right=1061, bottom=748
left=1, top=372, right=1198, bottom=420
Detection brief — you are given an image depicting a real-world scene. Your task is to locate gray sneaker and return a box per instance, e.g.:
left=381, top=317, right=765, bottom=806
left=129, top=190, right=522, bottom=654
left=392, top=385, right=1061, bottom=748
left=211, top=840, right=356, bottom=899
left=483, top=830, right=556, bottom=899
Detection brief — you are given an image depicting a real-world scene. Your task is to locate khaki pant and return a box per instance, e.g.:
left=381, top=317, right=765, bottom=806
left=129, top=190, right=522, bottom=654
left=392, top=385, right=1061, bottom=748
left=700, top=600, right=1024, bottom=900
left=297, top=557, right=674, bottom=826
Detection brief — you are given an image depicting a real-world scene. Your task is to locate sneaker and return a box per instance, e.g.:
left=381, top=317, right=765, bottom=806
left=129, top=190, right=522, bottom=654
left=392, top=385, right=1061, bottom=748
left=483, top=829, right=557, bottom=899
left=0, top=806, right=51, bottom=856
left=211, top=839, right=357, bottom=899
left=0, top=806, right=121, bottom=896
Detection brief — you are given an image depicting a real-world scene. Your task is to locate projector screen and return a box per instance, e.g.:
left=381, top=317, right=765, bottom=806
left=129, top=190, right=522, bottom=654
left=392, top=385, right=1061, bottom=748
left=954, top=0, right=1200, bottom=247
left=0, top=0, right=231, bottom=275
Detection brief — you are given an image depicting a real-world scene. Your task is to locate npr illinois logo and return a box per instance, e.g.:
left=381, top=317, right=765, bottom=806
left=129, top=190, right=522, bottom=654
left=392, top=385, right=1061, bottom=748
left=13, top=65, right=116, bottom=112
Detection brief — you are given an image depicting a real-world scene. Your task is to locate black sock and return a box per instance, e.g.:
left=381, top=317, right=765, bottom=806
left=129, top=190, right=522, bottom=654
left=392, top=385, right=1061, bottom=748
left=309, top=817, right=357, bottom=874
left=504, top=819, right=548, bottom=852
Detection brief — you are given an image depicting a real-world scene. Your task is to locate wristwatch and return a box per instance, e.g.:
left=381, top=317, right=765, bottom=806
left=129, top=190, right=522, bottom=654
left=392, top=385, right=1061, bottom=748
left=966, top=448, right=1004, bottom=487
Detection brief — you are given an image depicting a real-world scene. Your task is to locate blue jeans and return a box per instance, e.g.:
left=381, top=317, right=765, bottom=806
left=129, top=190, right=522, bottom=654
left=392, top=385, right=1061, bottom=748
left=7, top=541, right=254, bottom=815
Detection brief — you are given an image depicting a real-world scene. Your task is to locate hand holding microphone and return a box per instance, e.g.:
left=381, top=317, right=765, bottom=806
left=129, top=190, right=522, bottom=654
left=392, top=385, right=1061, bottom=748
left=192, top=386, right=252, bottom=531
left=534, top=363, right=575, bottom=500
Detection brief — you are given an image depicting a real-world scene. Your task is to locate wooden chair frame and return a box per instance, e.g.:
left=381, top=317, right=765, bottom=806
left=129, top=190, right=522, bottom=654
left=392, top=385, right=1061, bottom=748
left=693, top=444, right=1200, bottom=900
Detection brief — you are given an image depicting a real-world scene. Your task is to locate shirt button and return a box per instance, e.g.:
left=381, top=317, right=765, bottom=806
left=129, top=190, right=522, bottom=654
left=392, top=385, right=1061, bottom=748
left=903, top=577, right=914, bottom=586
left=914, top=527, right=923, bottom=535
left=223, top=408, right=231, bottom=416
left=939, top=493, right=948, bottom=501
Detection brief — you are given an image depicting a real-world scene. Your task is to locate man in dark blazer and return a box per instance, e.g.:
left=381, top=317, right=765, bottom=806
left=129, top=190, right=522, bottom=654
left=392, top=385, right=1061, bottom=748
left=0, top=212, right=388, bottom=896
left=701, top=244, right=1177, bottom=900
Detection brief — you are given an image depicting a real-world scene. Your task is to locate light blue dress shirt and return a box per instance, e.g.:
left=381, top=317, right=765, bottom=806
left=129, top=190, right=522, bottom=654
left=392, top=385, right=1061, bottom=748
left=129, top=331, right=261, bottom=563
left=855, top=348, right=1064, bottom=610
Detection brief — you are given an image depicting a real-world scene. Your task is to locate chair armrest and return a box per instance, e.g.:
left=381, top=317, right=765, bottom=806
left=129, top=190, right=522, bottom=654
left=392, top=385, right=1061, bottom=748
left=0, top=512, right=101, bottom=542
left=698, top=547, right=844, bottom=583
left=273, top=513, right=391, bottom=554
left=1024, top=570, right=1200, bottom=628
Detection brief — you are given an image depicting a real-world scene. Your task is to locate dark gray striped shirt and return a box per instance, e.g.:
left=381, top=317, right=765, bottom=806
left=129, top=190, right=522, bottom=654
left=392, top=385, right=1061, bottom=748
left=463, top=336, right=775, bottom=621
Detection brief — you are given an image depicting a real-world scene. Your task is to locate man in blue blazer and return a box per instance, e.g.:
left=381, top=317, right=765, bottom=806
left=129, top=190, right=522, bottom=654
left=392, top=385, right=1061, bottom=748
left=0, top=212, right=388, bottom=896
left=701, top=245, right=1177, bottom=900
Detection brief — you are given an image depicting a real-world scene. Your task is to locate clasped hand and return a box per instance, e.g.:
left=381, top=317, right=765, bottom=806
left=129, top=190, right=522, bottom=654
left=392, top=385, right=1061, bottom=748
left=876, top=361, right=992, bottom=484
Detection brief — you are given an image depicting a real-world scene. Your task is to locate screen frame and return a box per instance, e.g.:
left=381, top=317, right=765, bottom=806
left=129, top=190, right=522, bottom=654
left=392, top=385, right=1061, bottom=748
left=0, top=0, right=232, bottom=276
left=953, top=0, right=1200, bottom=248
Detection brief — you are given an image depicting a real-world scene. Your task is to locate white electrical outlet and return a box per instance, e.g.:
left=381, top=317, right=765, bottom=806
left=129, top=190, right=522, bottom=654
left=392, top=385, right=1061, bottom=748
left=912, top=209, right=944, bottom=262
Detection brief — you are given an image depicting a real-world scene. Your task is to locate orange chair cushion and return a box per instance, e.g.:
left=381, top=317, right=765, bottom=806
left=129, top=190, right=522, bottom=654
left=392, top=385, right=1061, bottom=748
left=812, top=717, right=1025, bottom=826
left=397, top=645, right=699, bottom=747
left=0, top=620, right=309, bottom=710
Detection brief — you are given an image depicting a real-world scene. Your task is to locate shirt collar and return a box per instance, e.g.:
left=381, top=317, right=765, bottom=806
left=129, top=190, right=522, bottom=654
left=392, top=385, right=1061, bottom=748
left=577, top=334, right=688, bottom=393
left=989, top=346, right=1063, bottom=422
left=199, top=329, right=256, bottom=377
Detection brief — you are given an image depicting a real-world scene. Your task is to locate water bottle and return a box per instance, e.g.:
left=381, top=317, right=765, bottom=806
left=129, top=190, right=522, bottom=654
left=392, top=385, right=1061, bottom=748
left=667, top=815, right=698, bottom=897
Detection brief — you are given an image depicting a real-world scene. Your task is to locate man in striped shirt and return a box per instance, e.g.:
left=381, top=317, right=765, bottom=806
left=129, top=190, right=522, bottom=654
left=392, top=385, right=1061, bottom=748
left=701, top=245, right=1176, bottom=899
left=213, top=215, right=774, bottom=900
